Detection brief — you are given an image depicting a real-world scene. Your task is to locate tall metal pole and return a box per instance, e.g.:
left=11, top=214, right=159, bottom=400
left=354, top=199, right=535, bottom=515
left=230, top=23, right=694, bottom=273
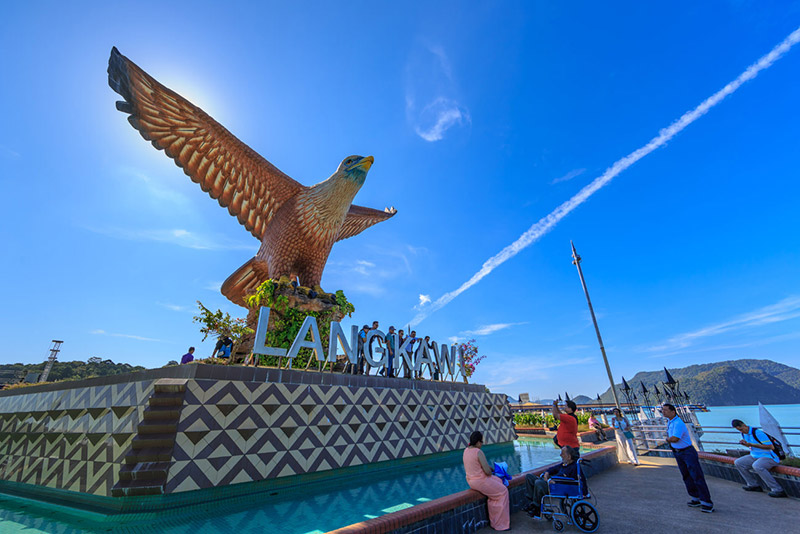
left=39, top=340, right=63, bottom=383
left=571, top=242, right=622, bottom=411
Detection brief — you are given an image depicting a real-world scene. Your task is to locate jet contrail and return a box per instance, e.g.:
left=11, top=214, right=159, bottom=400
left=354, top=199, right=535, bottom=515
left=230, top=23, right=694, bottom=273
left=410, top=25, right=800, bottom=328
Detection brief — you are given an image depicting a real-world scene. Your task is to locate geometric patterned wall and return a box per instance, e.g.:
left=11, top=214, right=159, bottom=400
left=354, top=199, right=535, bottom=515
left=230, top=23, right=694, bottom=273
left=0, top=380, right=153, bottom=496
left=0, top=365, right=515, bottom=500
left=166, top=379, right=515, bottom=493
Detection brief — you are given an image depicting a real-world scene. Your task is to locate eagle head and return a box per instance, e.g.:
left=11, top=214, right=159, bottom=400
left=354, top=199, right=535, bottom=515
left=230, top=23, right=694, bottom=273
left=337, top=155, right=374, bottom=185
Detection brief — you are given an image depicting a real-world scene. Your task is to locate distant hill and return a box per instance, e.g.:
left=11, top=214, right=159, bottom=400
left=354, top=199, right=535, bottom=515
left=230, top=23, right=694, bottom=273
left=596, top=359, right=800, bottom=406
left=572, top=395, right=594, bottom=404
left=0, top=359, right=146, bottom=386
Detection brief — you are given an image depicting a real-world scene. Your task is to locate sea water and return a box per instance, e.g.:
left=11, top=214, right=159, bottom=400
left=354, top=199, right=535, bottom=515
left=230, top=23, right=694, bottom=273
left=696, top=404, right=800, bottom=451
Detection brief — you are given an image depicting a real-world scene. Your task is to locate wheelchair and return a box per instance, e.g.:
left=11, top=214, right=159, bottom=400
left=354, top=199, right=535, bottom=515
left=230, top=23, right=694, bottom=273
left=539, top=458, right=599, bottom=532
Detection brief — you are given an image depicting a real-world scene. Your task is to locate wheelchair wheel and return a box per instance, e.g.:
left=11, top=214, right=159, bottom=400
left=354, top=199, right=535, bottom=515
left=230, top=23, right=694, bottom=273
left=571, top=500, right=599, bottom=533
left=552, top=519, right=565, bottom=532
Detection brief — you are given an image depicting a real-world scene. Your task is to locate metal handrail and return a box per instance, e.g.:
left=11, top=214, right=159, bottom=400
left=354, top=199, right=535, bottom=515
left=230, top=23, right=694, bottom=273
left=703, top=440, right=800, bottom=447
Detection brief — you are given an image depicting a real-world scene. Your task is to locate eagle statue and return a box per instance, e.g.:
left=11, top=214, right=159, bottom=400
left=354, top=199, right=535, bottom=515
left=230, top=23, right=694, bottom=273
left=107, top=47, right=396, bottom=307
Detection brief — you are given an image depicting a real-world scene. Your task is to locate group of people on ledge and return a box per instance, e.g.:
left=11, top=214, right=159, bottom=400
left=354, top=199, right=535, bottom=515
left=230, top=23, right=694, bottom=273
left=178, top=320, right=448, bottom=380
left=463, top=403, right=787, bottom=530
left=352, top=321, right=443, bottom=380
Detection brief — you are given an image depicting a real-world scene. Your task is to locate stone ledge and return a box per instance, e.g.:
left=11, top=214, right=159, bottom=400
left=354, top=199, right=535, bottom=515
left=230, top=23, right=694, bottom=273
left=698, top=452, right=800, bottom=497
left=0, top=364, right=486, bottom=398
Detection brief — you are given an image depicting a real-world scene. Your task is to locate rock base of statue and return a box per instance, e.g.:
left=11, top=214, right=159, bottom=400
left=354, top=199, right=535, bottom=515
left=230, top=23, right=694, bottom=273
left=235, top=278, right=348, bottom=363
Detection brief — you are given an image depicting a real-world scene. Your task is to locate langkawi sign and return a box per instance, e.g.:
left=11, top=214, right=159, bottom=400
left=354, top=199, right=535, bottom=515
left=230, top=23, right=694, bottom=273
left=251, top=306, right=467, bottom=381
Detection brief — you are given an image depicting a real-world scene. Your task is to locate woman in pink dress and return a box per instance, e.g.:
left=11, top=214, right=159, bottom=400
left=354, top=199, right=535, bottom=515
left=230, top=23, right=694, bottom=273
left=463, top=431, right=510, bottom=531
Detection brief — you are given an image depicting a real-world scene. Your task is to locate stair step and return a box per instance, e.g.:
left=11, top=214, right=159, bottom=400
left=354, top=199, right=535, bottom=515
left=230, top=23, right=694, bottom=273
left=118, top=465, right=169, bottom=482
left=143, top=406, right=181, bottom=421
left=137, top=422, right=178, bottom=434
left=153, top=378, right=189, bottom=395
left=148, top=393, right=185, bottom=407
left=125, top=448, right=173, bottom=464
left=131, top=434, right=176, bottom=450
left=111, top=479, right=165, bottom=497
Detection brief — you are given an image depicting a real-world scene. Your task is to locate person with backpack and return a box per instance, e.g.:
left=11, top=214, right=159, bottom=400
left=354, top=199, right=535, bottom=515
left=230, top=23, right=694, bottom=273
left=731, top=419, right=787, bottom=498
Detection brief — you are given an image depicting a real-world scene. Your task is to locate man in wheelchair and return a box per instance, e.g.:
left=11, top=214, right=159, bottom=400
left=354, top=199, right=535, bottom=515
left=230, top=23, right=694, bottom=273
left=524, top=446, right=586, bottom=519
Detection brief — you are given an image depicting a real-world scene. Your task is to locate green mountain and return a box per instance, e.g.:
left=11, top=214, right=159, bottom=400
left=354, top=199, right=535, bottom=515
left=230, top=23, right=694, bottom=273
left=0, top=359, right=146, bottom=386
left=597, top=359, right=800, bottom=406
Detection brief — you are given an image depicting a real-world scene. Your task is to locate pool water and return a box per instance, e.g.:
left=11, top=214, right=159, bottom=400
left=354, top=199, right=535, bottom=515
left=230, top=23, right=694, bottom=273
left=0, top=437, right=576, bottom=534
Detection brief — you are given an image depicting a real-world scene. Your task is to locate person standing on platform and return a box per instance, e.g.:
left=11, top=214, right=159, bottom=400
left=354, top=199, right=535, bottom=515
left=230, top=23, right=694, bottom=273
left=611, top=408, right=639, bottom=466
left=552, top=400, right=580, bottom=451
left=732, top=419, right=786, bottom=497
left=397, top=329, right=409, bottom=379
left=463, top=431, right=510, bottom=531
left=180, top=347, right=195, bottom=364
left=354, top=325, right=369, bottom=375
left=662, top=403, right=713, bottom=513
left=383, top=326, right=397, bottom=378
left=408, top=330, right=420, bottom=378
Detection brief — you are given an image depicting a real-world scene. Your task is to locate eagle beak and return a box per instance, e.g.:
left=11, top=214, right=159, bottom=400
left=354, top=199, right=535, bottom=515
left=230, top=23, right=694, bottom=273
left=354, top=155, right=374, bottom=171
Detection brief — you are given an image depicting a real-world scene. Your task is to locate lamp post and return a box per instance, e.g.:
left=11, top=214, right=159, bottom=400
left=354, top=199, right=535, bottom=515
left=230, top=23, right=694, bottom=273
left=571, top=242, right=622, bottom=411
left=662, top=367, right=679, bottom=398
left=640, top=381, right=653, bottom=418
left=620, top=376, right=633, bottom=412
left=653, top=384, right=662, bottom=406
left=662, top=367, right=689, bottom=418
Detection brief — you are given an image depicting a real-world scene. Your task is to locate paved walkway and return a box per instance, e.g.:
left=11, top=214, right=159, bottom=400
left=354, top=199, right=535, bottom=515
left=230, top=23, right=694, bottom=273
left=480, top=457, right=798, bottom=533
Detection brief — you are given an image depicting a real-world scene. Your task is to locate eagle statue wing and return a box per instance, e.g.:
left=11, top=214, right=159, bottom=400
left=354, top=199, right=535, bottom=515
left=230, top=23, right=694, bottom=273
left=108, top=47, right=303, bottom=240
left=335, top=205, right=397, bottom=242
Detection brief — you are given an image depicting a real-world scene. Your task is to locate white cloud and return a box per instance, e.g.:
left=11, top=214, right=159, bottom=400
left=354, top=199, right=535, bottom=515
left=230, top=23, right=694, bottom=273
left=405, top=44, right=470, bottom=142
left=550, top=168, right=586, bottom=185
left=447, top=322, right=527, bottom=344
left=414, top=98, right=470, bottom=142
left=462, top=322, right=527, bottom=337
left=408, top=26, right=800, bottom=327
left=645, top=296, right=800, bottom=353
left=0, top=145, right=20, bottom=159
left=418, top=294, right=432, bottom=306
left=90, top=329, right=164, bottom=342
left=86, top=226, right=257, bottom=251
left=353, top=260, right=376, bottom=276
left=205, top=281, right=223, bottom=292
left=158, top=302, right=190, bottom=312
left=119, top=167, right=191, bottom=206
left=482, top=355, right=596, bottom=390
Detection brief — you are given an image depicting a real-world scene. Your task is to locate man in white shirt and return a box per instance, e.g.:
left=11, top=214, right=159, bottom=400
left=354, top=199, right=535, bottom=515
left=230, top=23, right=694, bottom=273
left=663, top=403, right=713, bottom=513
left=732, top=419, right=786, bottom=498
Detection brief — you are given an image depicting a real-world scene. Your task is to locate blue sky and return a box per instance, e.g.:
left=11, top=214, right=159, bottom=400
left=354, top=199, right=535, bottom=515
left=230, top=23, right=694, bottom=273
left=1, top=1, right=799, bottom=399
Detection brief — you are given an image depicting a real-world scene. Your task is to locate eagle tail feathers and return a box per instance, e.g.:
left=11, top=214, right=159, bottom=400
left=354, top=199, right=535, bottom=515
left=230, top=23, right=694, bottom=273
left=221, top=258, right=270, bottom=307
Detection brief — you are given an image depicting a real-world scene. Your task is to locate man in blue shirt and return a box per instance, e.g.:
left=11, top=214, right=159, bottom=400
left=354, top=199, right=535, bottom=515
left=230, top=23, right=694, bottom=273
left=663, top=403, right=713, bottom=513
left=732, top=419, right=786, bottom=497
left=383, top=326, right=397, bottom=378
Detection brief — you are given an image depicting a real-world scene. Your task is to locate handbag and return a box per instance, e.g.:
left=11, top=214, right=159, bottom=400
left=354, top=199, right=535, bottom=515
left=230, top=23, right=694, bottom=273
left=623, top=430, right=634, bottom=439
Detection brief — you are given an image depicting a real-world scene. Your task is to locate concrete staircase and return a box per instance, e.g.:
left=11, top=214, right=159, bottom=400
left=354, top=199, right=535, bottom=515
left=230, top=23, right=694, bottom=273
left=111, top=378, right=187, bottom=497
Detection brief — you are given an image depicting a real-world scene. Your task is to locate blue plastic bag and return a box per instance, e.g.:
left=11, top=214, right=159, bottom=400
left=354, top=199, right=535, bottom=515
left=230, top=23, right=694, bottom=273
left=493, top=461, right=512, bottom=486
